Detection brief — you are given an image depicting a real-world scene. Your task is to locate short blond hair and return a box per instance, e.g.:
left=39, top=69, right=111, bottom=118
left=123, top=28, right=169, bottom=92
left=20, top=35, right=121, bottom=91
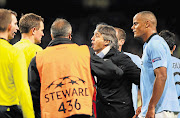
left=19, top=13, right=44, bottom=33
left=0, top=9, right=17, bottom=32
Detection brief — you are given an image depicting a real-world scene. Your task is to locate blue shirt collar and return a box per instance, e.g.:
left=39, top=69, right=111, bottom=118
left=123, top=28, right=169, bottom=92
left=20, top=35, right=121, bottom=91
left=96, top=46, right=111, bottom=58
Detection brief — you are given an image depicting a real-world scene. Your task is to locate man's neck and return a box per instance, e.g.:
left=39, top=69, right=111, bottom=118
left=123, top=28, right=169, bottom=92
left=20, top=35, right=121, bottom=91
left=118, top=46, right=122, bottom=52
left=143, top=29, right=157, bottom=43
left=21, top=34, right=35, bottom=44
left=0, top=32, right=8, bottom=41
left=96, top=46, right=111, bottom=58
left=96, top=47, right=106, bottom=54
left=170, top=50, right=173, bottom=55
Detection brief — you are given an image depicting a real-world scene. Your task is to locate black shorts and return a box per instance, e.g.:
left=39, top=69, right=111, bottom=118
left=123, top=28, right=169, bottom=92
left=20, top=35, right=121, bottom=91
left=0, top=105, right=23, bottom=118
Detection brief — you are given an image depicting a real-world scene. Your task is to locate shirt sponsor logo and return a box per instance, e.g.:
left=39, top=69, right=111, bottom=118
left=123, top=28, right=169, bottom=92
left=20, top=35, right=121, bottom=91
left=152, top=57, right=161, bottom=63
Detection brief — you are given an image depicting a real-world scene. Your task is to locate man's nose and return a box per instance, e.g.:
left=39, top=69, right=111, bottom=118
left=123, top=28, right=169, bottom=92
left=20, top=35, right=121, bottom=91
left=91, top=35, right=95, bottom=41
left=131, top=25, right=134, bottom=30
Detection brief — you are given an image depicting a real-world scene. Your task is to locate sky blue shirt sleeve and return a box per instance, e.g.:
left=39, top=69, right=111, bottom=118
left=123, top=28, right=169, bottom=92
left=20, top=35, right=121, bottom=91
left=149, top=40, right=168, bottom=70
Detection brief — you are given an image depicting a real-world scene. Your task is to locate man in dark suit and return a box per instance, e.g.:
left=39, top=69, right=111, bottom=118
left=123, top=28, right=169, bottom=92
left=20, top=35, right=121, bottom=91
left=91, top=23, right=140, bottom=118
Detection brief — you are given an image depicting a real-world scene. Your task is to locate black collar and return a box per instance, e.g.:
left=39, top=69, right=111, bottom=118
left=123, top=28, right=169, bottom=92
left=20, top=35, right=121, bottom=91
left=48, top=38, right=74, bottom=46
left=146, top=33, right=158, bottom=43
left=0, top=38, right=9, bottom=43
left=0, top=38, right=7, bottom=41
left=103, top=47, right=119, bottom=59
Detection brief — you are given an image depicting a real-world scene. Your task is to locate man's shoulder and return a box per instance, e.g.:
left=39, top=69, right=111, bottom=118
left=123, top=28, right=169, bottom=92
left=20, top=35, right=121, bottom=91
left=31, top=43, right=43, bottom=51
left=124, top=52, right=140, bottom=59
left=3, top=42, right=22, bottom=55
left=14, top=39, right=42, bottom=50
left=172, top=56, right=180, bottom=61
left=79, top=44, right=89, bottom=50
left=149, top=36, right=162, bottom=46
left=116, top=51, right=131, bottom=59
left=13, top=40, right=26, bottom=48
left=110, top=50, right=132, bottom=64
left=150, top=35, right=167, bottom=46
left=147, top=35, right=170, bottom=53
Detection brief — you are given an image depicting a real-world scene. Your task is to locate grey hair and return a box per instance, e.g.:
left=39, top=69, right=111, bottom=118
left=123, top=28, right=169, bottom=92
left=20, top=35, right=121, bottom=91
left=50, top=18, right=72, bottom=38
left=96, top=23, right=119, bottom=49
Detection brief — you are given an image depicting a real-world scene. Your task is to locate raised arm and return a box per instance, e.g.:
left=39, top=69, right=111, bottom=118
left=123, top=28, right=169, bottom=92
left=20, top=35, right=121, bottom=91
left=111, top=53, right=140, bottom=85
left=89, top=47, right=124, bottom=79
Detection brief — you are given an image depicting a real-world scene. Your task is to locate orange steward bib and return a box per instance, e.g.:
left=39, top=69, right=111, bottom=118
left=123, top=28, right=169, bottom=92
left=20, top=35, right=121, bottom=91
left=36, top=44, right=94, bottom=118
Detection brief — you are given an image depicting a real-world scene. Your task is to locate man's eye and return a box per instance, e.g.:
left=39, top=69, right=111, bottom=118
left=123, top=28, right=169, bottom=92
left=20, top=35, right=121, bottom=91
left=96, top=34, right=99, bottom=37
left=134, top=22, right=138, bottom=25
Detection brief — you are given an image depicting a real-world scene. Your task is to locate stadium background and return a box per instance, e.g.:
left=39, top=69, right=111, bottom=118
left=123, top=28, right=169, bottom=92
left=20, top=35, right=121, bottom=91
left=0, top=0, right=178, bottom=58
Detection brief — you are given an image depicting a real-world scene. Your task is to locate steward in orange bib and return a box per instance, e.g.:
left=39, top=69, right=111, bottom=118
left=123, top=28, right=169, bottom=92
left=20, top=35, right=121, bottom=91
left=28, top=18, right=124, bottom=118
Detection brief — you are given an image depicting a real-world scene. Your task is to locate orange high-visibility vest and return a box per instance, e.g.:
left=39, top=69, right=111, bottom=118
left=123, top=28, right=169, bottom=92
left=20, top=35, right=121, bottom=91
left=36, top=44, right=94, bottom=118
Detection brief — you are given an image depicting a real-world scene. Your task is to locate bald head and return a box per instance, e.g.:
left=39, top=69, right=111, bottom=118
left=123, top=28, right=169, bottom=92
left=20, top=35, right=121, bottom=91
left=51, top=18, right=72, bottom=38
left=131, top=11, right=158, bottom=42
left=136, top=11, right=157, bottom=27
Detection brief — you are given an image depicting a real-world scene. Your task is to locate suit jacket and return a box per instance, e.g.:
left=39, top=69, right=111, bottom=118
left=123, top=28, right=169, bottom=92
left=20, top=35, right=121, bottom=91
left=96, top=48, right=140, bottom=118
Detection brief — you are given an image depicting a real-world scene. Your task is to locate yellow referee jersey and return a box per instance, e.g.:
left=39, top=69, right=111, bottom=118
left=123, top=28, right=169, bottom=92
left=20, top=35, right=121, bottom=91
left=13, top=39, right=43, bottom=68
left=0, top=39, right=35, bottom=118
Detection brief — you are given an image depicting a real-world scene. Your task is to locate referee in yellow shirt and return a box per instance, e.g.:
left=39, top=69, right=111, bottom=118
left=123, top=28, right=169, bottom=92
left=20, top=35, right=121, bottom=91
left=0, top=9, right=34, bottom=118
left=14, top=13, right=44, bottom=68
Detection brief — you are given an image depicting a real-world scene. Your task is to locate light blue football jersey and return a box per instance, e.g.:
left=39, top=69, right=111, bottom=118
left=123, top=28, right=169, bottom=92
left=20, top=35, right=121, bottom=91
left=141, top=34, right=180, bottom=116
left=171, top=56, right=180, bottom=118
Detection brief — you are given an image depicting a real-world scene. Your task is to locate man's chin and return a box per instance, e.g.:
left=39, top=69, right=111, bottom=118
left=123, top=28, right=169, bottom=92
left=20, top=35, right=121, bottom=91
left=133, top=34, right=138, bottom=38
left=134, top=35, right=141, bottom=39
left=35, top=40, right=41, bottom=44
left=8, top=36, right=14, bottom=40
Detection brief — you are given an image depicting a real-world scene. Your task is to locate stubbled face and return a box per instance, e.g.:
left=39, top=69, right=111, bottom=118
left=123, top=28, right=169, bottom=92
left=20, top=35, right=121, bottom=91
left=34, top=21, right=44, bottom=44
left=131, top=14, right=146, bottom=39
left=91, top=30, right=106, bottom=54
left=8, top=14, right=19, bottom=40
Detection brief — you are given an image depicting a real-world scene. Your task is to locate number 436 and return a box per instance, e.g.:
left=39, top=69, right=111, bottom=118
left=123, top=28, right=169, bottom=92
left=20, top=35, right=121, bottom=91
left=58, top=99, right=81, bottom=113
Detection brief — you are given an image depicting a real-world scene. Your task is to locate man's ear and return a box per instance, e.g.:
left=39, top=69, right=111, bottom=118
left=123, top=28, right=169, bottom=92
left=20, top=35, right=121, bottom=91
left=172, top=45, right=176, bottom=54
left=51, top=34, right=54, bottom=40
left=119, top=39, right=125, bottom=46
left=145, top=20, right=150, bottom=28
left=7, top=24, right=11, bottom=32
left=104, top=40, right=110, bottom=46
left=68, top=33, right=72, bottom=40
left=31, top=27, right=36, bottom=35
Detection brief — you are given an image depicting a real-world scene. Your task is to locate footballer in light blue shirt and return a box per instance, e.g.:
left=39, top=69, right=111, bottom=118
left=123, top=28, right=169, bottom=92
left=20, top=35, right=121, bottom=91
left=159, top=30, right=180, bottom=118
left=132, top=11, right=180, bottom=117
left=141, top=33, right=180, bottom=116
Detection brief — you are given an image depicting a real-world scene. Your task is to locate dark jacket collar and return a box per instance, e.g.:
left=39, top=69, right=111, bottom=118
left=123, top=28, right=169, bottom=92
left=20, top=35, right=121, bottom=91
left=48, top=38, right=74, bottom=46
left=103, top=47, right=119, bottom=59
left=146, top=33, right=158, bottom=43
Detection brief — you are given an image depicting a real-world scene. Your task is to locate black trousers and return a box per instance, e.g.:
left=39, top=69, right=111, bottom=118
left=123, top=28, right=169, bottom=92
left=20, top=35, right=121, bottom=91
left=67, top=115, right=90, bottom=118
left=0, top=105, right=23, bottom=118
left=96, top=100, right=134, bottom=118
